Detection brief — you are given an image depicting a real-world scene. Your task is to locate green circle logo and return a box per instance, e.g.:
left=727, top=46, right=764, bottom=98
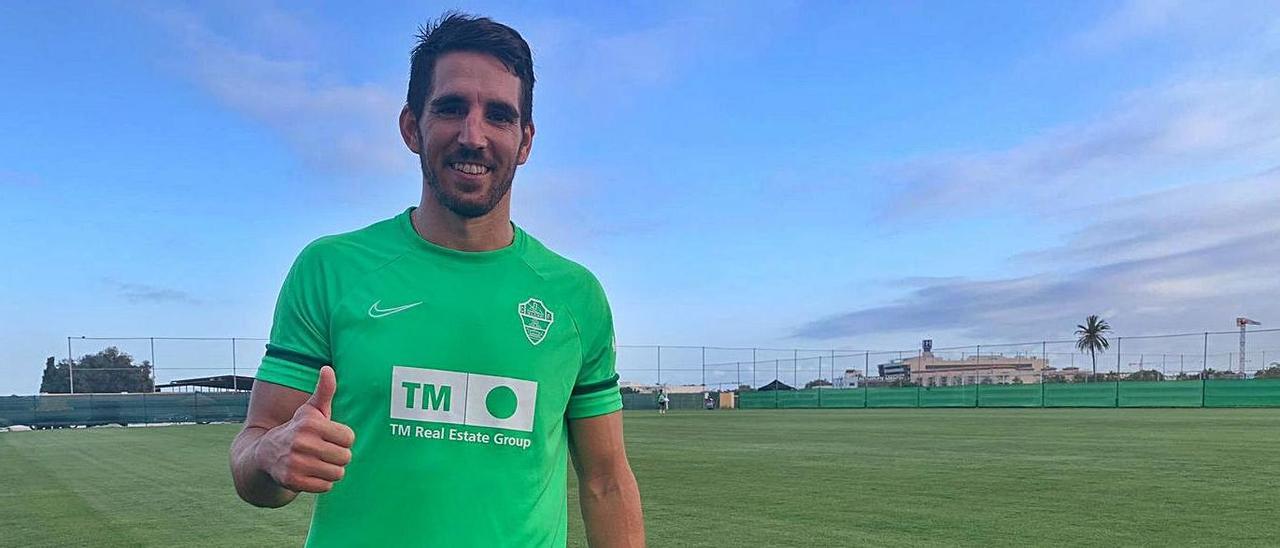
left=485, top=386, right=518, bottom=420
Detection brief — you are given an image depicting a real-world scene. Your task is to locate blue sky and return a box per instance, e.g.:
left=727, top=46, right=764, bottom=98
left=3, top=1, right=1279, bottom=394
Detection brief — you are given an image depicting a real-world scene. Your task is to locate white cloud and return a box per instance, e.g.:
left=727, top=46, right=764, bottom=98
left=885, top=77, right=1280, bottom=213
left=150, top=6, right=409, bottom=176
left=797, top=166, right=1280, bottom=341
left=104, top=279, right=202, bottom=305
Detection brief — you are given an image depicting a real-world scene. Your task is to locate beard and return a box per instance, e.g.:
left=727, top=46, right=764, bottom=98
left=420, top=147, right=515, bottom=219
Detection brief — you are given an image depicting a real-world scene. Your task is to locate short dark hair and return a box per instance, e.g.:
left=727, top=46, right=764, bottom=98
left=407, top=12, right=535, bottom=128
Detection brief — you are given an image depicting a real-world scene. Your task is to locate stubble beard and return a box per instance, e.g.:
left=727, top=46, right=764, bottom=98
left=420, top=149, right=515, bottom=220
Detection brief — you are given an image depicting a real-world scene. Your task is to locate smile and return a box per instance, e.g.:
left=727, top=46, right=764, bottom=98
left=450, top=162, right=491, bottom=175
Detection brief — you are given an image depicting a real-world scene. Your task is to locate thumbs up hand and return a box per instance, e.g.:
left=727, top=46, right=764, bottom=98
left=257, top=366, right=356, bottom=494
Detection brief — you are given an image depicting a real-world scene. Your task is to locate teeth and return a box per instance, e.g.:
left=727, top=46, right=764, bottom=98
left=451, top=163, right=489, bottom=175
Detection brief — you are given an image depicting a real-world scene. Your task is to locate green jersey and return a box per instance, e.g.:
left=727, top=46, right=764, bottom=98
left=256, top=208, right=622, bottom=547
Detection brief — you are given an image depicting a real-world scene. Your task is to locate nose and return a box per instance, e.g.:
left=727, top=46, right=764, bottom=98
left=458, top=110, right=486, bottom=150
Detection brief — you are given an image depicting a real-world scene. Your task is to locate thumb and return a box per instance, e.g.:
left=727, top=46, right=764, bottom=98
left=306, top=365, right=337, bottom=418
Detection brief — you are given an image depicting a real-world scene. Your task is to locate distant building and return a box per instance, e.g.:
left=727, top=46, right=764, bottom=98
left=832, top=369, right=864, bottom=388
left=877, top=341, right=1052, bottom=386
left=909, top=353, right=1049, bottom=386
left=878, top=361, right=911, bottom=378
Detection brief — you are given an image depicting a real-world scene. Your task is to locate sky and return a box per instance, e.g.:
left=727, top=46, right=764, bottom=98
left=2, top=0, right=1279, bottom=394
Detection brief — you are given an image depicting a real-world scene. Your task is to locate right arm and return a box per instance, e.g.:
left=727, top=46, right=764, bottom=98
left=230, top=366, right=355, bottom=508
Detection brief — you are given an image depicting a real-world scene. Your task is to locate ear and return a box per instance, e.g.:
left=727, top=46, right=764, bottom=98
left=399, top=105, right=422, bottom=154
left=515, top=121, right=535, bottom=166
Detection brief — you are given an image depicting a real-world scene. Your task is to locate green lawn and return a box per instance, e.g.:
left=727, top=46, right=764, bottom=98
left=2, top=409, right=1278, bottom=547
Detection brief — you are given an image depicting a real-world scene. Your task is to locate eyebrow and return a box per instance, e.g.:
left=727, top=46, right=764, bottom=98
left=429, top=93, right=519, bottom=117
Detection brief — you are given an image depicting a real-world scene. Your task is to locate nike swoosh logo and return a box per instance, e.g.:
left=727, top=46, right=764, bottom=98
left=368, top=300, right=422, bottom=318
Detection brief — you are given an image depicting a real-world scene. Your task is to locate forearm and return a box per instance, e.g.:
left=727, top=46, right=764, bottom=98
left=230, top=426, right=298, bottom=508
left=579, top=466, right=645, bottom=548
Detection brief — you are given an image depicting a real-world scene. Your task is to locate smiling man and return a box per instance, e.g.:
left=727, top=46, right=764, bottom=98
left=229, top=12, right=646, bottom=547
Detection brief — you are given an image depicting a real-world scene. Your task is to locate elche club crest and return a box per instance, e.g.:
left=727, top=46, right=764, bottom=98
left=517, top=298, right=554, bottom=345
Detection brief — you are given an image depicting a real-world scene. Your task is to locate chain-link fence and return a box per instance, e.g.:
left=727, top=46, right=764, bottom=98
left=5, top=327, right=1278, bottom=427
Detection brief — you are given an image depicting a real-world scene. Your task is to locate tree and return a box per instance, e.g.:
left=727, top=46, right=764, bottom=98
left=1075, top=315, right=1111, bottom=376
left=39, top=356, right=69, bottom=394
left=1128, top=369, right=1165, bottom=381
left=39, top=347, right=154, bottom=394
left=804, top=379, right=833, bottom=389
left=1256, top=364, right=1280, bottom=379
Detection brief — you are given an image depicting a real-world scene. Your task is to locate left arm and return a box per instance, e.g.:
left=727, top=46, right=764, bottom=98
left=569, top=411, right=645, bottom=548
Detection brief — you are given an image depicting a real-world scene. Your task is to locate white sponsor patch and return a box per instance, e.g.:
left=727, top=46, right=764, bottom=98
left=389, top=366, right=537, bottom=433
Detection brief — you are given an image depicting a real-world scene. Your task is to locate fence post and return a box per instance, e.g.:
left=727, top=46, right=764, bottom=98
left=1202, top=332, right=1208, bottom=407
left=975, top=345, right=982, bottom=407
left=1115, top=337, right=1122, bottom=408
left=657, top=345, right=662, bottom=386
left=150, top=337, right=156, bottom=388
left=231, top=338, right=239, bottom=389
left=752, top=348, right=757, bottom=389
left=700, top=346, right=706, bottom=389
left=67, top=337, right=75, bottom=395
left=864, top=352, right=870, bottom=408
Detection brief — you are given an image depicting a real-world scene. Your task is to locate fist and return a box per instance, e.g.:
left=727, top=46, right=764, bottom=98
left=257, top=366, right=356, bottom=493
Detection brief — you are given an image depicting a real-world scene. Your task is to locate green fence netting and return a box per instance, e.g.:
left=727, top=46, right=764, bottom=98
left=4, top=380, right=1280, bottom=427
left=729, top=379, right=1280, bottom=410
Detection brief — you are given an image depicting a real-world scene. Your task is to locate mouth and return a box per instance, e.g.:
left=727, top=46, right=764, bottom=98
left=448, top=162, right=492, bottom=177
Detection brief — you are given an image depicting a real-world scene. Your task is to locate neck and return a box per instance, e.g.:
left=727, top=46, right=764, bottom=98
left=412, top=195, right=515, bottom=252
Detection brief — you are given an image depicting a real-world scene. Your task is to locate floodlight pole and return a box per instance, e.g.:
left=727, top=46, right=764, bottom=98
left=1237, top=318, right=1261, bottom=373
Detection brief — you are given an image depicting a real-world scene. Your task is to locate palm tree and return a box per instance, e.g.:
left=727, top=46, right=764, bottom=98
left=1075, top=315, right=1111, bottom=376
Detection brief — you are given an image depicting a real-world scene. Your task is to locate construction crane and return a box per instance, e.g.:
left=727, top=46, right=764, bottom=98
left=1237, top=317, right=1261, bottom=373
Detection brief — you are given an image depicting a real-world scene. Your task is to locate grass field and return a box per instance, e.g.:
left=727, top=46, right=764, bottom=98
left=3, top=409, right=1279, bottom=547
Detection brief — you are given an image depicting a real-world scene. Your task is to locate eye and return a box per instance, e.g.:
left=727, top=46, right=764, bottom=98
left=487, top=111, right=516, bottom=124
left=432, top=105, right=464, bottom=117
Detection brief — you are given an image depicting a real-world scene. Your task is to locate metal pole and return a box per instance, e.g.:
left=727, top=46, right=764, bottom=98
left=793, top=349, right=798, bottom=388
left=774, top=360, right=780, bottom=408
left=1202, top=332, right=1208, bottom=407
left=700, top=346, right=706, bottom=389
left=831, top=349, right=836, bottom=383
left=736, top=362, right=740, bottom=389
left=1115, top=337, right=1122, bottom=407
left=657, top=345, right=662, bottom=386
left=66, top=337, right=75, bottom=394
left=752, top=348, right=757, bottom=388
left=975, top=345, right=981, bottom=405
left=231, top=335, right=239, bottom=391
left=150, top=337, right=157, bottom=389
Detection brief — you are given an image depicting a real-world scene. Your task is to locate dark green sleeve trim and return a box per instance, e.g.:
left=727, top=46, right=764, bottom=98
left=265, top=344, right=327, bottom=370
left=572, top=373, right=619, bottom=395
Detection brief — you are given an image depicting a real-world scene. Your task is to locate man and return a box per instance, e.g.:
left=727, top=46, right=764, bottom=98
left=229, top=12, right=645, bottom=547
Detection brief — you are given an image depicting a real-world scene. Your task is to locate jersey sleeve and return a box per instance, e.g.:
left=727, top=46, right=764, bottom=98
left=565, top=274, right=622, bottom=419
left=256, top=242, right=333, bottom=394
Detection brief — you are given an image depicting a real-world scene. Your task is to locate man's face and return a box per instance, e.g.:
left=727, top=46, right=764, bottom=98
left=403, top=51, right=534, bottom=219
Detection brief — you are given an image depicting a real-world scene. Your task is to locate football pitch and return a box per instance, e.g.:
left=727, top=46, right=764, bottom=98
left=2, top=409, right=1278, bottom=547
